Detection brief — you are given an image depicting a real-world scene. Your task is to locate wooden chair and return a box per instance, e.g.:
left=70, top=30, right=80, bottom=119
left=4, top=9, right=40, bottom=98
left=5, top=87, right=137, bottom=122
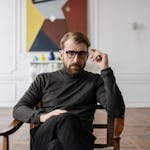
left=0, top=105, right=124, bottom=150
left=93, top=105, right=124, bottom=149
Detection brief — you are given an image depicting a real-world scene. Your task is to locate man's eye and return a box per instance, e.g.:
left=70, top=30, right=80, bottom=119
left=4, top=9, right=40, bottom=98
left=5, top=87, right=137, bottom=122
left=79, top=52, right=85, bottom=55
left=79, top=51, right=88, bottom=56
left=68, top=51, right=75, bottom=55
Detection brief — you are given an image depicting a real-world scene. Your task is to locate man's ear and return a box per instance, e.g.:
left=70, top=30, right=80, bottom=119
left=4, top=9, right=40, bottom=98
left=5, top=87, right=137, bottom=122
left=59, top=49, right=64, bottom=60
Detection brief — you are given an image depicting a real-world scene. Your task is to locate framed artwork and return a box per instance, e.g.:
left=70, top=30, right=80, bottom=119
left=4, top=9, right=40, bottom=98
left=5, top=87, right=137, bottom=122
left=32, top=0, right=53, bottom=4
left=26, top=0, right=87, bottom=52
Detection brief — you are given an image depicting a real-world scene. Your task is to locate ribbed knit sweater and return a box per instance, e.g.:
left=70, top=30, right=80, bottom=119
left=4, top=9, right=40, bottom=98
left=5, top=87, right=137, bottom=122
left=13, top=67, right=125, bottom=132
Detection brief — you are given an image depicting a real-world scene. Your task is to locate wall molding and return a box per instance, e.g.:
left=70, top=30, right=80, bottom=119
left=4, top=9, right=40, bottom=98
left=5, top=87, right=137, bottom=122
left=87, top=0, right=99, bottom=48
left=0, top=0, right=17, bottom=75
left=0, top=102, right=15, bottom=107
left=126, top=102, right=150, bottom=108
left=9, top=0, right=18, bottom=74
left=0, top=76, right=29, bottom=82
left=0, top=82, right=16, bottom=105
left=116, top=72, right=150, bottom=84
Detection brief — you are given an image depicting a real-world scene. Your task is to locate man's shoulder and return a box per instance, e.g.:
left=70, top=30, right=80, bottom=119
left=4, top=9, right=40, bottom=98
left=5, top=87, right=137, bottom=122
left=82, top=70, right=104, bottom=87
left=83, top=70, right=100, bottom=77
left=36, top=70, right=61, bottom=79
left=83, top=70, right=102, bottom=80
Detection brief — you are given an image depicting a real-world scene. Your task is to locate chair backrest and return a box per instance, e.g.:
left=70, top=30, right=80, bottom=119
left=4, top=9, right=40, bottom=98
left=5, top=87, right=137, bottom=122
left=93, top=104, right=124, bottom=150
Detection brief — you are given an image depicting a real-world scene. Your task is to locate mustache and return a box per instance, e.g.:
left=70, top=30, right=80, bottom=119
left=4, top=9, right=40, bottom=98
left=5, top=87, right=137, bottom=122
left=70, top=63, right=81, bottom=67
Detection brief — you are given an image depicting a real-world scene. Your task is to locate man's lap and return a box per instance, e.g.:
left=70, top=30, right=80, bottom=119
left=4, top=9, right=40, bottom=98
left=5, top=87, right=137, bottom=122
left=31, top=113, right=95, bottom=150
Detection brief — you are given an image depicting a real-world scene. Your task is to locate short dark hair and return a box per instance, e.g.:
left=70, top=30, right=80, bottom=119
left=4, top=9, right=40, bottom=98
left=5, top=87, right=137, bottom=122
left=60, top=32, right=90, bottom=49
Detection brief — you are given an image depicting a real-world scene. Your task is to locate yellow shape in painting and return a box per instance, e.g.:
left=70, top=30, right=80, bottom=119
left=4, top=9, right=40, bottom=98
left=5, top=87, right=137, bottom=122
left=26, top=0, right=44, bottom=51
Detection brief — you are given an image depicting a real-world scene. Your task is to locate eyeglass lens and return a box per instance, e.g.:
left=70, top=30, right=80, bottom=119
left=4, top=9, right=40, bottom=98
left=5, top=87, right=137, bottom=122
left=66, top=50, right=88, bottom=58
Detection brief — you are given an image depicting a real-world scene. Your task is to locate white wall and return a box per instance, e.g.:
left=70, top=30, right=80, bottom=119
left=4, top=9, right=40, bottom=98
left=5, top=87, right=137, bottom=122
left=0, top=0, right=150, bottom=107
left=94, top=0, right=150, bottom=107
left=0, top=0, right=31, bottom=107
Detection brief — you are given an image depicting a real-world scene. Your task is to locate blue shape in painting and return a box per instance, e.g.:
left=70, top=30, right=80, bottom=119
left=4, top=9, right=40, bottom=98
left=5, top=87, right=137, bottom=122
left=30, top=30, right=59, bottom=52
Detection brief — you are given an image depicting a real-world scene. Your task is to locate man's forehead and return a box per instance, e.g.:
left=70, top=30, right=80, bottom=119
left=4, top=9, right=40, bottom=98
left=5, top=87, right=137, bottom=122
left=63, top=39, right=87, bottom=50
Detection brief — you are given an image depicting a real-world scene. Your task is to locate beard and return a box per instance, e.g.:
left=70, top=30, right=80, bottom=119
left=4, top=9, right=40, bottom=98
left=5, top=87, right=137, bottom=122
left=64, top=62, right=86, bottom=76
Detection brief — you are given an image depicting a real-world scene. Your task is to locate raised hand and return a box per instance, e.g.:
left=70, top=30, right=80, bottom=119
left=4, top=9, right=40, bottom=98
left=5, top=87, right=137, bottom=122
left=90, top=49, right=109, bottom=70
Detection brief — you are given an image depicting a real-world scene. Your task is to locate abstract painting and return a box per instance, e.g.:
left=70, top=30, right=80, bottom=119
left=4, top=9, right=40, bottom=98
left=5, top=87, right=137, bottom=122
left=26, top=0, right=87, bottom=52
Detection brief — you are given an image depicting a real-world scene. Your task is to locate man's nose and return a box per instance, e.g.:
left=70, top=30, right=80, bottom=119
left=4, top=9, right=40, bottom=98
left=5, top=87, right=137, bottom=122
left=73, top=54, right=80, bottom=63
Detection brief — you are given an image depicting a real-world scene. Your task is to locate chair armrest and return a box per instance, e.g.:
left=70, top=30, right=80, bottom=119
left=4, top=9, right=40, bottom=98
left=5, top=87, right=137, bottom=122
left=0, top=119, right=23, bottom=136
left=114, top=116, right=125, bottom=138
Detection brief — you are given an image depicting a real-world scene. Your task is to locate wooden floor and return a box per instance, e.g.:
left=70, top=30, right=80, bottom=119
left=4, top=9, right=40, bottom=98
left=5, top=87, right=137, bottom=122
left=0, top=108, right=150, bottom=150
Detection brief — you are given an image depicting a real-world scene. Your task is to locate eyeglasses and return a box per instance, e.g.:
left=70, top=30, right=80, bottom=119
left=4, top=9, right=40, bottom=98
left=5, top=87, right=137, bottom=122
left=65, top=50, right=88, bottom=59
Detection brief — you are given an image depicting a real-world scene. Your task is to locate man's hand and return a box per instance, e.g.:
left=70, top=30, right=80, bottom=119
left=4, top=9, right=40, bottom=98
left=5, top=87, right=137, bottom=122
left=40, top=109, right=67, bottom=123
left=90, top=49, right=109, bottom=70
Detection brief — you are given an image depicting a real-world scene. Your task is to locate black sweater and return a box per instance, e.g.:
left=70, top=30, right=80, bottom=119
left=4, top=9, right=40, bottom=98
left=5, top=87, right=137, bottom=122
left=13, top=67, right=125, bottom=132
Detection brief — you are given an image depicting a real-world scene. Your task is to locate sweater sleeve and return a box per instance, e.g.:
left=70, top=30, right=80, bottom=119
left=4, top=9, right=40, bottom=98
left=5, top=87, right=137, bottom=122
left=96, top=67, right=125, bottom=117
left=13, top=74, right=45, bottom=124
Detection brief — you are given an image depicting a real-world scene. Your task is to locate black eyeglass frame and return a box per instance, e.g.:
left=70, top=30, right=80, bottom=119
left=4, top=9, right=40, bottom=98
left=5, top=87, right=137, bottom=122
left=65, top=50, right=89, bottom=59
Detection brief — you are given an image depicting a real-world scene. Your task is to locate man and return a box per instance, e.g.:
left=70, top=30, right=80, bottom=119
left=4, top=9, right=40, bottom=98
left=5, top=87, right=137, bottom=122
left=13, top=32, right=125, bottom=150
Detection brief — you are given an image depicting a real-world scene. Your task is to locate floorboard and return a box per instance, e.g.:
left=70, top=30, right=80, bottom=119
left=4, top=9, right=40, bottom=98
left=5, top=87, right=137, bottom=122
left=0, top=108, right=150, bottom=150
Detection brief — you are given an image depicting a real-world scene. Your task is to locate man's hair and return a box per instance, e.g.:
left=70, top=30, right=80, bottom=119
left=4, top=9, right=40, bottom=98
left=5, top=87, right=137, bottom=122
left=60, top=32, right=91, bottom=50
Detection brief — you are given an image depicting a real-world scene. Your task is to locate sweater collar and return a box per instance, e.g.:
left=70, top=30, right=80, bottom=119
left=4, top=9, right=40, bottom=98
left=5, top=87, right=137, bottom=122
left=60, top=67, right=85, bottom=80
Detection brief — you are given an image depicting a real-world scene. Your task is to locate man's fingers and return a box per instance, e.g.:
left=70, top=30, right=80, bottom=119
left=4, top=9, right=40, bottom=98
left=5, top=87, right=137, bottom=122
left=40, top=109, right=67, bottom=122
left=91, top=49, right=96, bottom=52
left=95, top=55, right=102, bottom=61
left=90, top=49, right=102, bottom=62
left=89, top=49, right=109, bottom=69
left=90, top=49, right=108, bottom=61
left=54, top=109, right=67, bottom=113
left=51, top=109, right=67, bottom=116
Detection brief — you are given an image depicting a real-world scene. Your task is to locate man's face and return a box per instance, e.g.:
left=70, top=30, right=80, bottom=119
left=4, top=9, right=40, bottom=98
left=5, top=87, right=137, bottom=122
left=61, top=38, right=88, bottom=75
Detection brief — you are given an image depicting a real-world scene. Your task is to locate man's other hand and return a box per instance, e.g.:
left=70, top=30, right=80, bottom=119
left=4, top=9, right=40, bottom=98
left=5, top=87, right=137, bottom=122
left=40, top=109, right=67, bottom=122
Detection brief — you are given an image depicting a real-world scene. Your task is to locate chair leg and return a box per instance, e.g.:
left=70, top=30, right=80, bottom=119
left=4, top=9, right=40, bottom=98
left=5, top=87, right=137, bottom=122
left=3, top=136, right=9, bottom=150
left=113, top=138, right=120, bottom=150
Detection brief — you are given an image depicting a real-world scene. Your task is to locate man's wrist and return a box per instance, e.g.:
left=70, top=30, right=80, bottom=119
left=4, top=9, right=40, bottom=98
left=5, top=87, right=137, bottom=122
left=101, top=66, right=110, bottom=71
left=101, top=67, right=113, bottom=77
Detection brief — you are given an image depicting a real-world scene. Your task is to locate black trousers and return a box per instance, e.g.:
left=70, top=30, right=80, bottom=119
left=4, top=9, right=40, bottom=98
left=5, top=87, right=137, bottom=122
left=30, top=113, right=95, bottom=150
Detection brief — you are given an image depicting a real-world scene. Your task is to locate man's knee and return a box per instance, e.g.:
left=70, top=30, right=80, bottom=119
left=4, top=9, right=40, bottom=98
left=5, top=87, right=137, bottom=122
left=59, top=113, right=80, bottom=122
left=56, top=113, right=81, bottom=128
